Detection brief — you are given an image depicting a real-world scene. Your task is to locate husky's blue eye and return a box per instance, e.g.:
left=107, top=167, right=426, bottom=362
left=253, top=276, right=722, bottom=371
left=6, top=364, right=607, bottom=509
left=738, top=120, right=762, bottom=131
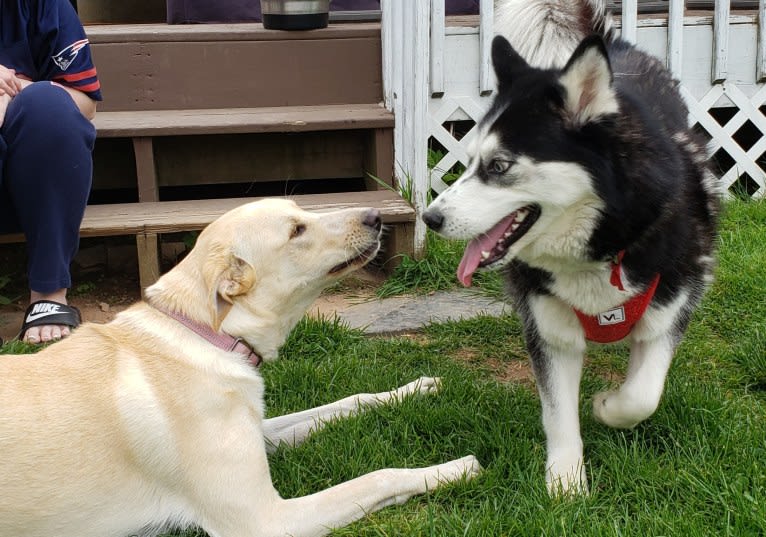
left=489, top=159, right=512, bottom=174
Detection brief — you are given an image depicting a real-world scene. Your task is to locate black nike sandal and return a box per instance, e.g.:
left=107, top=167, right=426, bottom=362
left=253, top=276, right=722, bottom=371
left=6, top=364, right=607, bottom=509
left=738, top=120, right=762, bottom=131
left=18, top=300, right=81, bottom=342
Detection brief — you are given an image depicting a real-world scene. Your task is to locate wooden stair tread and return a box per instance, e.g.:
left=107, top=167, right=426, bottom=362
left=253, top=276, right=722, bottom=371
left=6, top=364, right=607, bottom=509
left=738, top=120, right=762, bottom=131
left=93, top=104, right=394, bottom=137
left=85, top=22, right=381, bottom=44
left=0, top=191, right=413, bottom=243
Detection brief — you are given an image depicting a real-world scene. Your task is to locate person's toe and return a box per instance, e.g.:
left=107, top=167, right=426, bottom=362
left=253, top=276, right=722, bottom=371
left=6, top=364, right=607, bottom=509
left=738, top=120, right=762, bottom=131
left=51, top=326, right=64, bottom=341
left=40, top=325, right=55, bottom=342
left=24, top=326, right=41, bottom=343
left=24, top=325, right=71, bottom=344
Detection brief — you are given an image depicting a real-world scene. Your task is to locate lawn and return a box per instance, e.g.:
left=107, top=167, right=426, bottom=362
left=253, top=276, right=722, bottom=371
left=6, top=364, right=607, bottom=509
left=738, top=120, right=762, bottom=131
left=2, top=199, right=765, bottom=536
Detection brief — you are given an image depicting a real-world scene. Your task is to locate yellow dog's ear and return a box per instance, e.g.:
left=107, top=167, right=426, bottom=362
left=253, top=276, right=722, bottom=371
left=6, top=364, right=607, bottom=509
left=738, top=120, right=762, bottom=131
left=204, top=247, right=256, bottom=330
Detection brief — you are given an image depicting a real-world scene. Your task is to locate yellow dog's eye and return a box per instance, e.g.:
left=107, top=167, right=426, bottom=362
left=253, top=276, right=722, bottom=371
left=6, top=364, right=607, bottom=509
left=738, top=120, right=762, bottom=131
left=291, top=223, right=307, bottom=239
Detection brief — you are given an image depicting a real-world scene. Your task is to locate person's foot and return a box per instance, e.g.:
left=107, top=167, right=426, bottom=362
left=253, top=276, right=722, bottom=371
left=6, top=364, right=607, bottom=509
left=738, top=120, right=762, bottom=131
left=23, top=289, right=72, bottom=343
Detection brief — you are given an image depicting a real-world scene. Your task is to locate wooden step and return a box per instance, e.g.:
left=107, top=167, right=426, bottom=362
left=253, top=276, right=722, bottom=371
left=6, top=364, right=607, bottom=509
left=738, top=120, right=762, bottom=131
left=93, top=104, right=394, bottom=138
left=86, top=23, right=383, bottom=112
left=0, top=190, right=413, bottom=242
left=92, top=104, right=395, bottom=203
left=0, top=190, right=415, bottom=287
left=98, top=191, right=412, bottom=236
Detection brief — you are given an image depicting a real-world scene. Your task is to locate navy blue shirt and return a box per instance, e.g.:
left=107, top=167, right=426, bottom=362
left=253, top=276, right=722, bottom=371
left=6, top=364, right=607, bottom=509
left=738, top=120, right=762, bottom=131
left=0, top=0, right=101, bottom=100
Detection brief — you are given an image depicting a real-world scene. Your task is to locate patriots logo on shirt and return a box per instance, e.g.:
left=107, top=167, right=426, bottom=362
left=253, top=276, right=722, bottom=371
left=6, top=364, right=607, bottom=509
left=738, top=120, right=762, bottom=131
left=52, top=39, right=89, bottom=71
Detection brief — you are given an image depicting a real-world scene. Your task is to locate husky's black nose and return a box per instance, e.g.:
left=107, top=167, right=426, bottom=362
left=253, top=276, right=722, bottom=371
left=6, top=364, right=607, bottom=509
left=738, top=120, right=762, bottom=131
left=422, top=209, right=444, bottom=231
left=363, top=208, right=382, bottom=231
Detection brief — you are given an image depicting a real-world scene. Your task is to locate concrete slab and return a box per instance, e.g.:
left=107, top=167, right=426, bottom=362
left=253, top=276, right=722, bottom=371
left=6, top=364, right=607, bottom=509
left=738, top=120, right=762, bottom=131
left=336, top=289, right=511, bottom=334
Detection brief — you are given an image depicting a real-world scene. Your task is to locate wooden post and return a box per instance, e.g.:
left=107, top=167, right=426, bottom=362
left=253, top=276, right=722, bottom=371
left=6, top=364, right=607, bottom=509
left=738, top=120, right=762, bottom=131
left=479, top=0, right=494, bottom=95
left=383, top=0, right=430, bottom=258
left=402, top=1, right=430, bottom=258
left=621, top=0, right=638, bottom=44
left=667, top=0, right=684, bottom=76
left=381, top=0, right=398, bottom=114
left=712, top=0, right=730, bottom=83
left=136, top=232, right=161, bottom=289
left=757, top=0, right=766, bottom=81
left=363, top=128, right=395, bottom=190
left=430, top=0, right=445, bottom=98
left=132, top=137, right=158, bottom=203
left=381, top=0, right=405, bottom=193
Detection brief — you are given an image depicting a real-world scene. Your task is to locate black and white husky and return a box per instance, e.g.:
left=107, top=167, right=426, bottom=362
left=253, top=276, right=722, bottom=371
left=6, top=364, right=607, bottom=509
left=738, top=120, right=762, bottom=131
left=423, top=0, right=720, bottom=495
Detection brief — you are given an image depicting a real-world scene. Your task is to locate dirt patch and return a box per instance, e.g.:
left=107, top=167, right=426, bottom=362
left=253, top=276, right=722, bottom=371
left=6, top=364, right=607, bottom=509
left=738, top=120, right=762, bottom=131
left=483, top=357, right=535, bottom=385
left=0, top=273, right=141, bottom=343
left=0, top=269, right=383, bottom=344
left=450, top=348, right=535, bottom=386
left=586, top=360, right=626, bottom=385
left=450, top=351, right=627, bottom=387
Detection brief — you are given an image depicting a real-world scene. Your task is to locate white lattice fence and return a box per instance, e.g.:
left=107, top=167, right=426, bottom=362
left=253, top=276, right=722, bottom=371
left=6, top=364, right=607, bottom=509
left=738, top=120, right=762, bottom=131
left=670, top=0, right=766, bottom=197
left=428, top=96, right=489, bottom=194
left=384, top=0, right=766, bottom=253
left=684, top=83, right=766, bottom=195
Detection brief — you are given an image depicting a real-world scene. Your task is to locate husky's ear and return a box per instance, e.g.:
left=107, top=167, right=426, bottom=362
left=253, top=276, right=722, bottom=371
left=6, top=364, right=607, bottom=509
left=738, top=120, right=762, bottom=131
left=203, top=247, right=256, bottom=330
left=492, top=35, right=529, bottom=90
left=558, top=35, right=617, bottom=126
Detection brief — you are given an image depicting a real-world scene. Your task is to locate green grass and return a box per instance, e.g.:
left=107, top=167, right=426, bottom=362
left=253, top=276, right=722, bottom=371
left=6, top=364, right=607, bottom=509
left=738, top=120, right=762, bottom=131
left=377, top=231, right=505, bottom=299
left=2, top=199, right=765, bottom=536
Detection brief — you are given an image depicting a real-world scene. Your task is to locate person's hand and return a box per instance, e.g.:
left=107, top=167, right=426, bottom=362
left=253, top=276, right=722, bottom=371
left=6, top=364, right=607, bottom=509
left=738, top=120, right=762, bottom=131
left=0, top=65, right=22, bottom=98
left=0, top=64, right=20, bottom=127
left=0, top=92, right=11, bottom=128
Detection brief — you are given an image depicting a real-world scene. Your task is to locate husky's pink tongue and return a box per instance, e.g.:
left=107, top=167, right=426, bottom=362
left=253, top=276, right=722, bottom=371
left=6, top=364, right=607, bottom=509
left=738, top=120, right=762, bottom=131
left=457, top=214, right=516, bottom=286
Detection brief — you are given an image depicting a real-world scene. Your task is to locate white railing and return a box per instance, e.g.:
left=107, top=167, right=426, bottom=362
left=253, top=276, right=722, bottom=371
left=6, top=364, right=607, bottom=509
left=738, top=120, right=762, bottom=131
left=382, top=0, right=766, bottom=255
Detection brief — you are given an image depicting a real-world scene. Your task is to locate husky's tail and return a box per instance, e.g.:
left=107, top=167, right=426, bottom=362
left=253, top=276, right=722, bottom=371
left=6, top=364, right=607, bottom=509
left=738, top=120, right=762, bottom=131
left=494, top=0, right=615, bottom=68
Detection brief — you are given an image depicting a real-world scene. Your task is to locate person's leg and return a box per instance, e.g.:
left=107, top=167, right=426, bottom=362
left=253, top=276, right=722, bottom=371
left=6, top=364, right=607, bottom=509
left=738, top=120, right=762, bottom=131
left=1, top=82, right=96, bottom=342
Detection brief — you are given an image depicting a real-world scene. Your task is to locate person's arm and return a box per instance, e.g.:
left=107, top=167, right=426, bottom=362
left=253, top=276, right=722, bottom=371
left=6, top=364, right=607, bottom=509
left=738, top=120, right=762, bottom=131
left=36, top=0, right=102, bottom=116
left=56, top=82, right=97, bottom=120
left=16, top=77, right=97, bottom=120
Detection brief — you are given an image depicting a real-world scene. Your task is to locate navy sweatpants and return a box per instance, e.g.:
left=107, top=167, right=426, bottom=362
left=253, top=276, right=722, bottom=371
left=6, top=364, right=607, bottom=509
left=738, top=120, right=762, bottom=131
left=0, top=82, right=96, bottom=293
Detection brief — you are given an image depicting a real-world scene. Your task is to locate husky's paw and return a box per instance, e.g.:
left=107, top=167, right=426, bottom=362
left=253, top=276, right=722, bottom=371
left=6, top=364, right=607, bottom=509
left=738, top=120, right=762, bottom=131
left=396, top=376, right=442, bottom=398
left=593, top=390, right=654, bottom=429
left=546, top=456, right=589, bottom=497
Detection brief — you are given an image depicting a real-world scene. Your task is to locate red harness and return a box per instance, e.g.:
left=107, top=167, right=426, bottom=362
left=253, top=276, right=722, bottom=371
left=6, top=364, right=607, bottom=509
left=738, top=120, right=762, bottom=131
left=573, top=251, right=660, bottom=343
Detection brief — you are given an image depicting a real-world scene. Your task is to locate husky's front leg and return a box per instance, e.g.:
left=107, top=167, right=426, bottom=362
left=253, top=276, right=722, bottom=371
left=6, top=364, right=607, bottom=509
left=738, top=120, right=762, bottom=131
left=527, top=296, right=588, bottom=495
left=592, top=296, right=691, bottom=429
left=592, top=328, right=681, bottom=430
left=592, top=336, right=674, bottom=428
left=263, top=377, right=441, bottom=452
